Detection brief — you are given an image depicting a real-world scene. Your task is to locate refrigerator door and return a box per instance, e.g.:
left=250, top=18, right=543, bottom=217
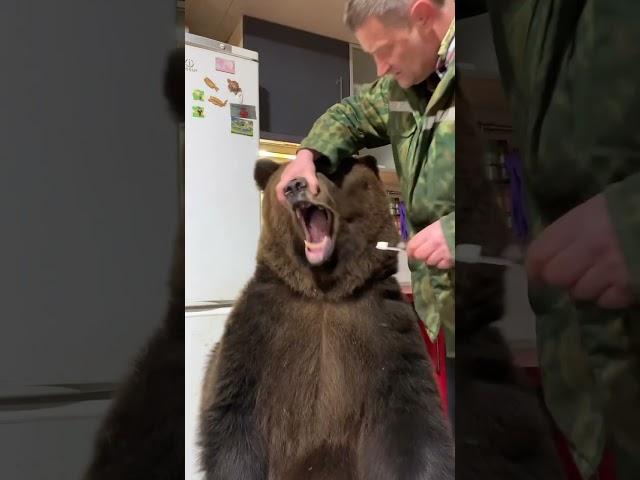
left=185, top=307, right=230, bottom=479
left=185, top=35, right=261, bottom=307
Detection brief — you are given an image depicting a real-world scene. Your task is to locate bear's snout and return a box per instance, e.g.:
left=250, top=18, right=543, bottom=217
left=284, top=177, right=310, bottom=206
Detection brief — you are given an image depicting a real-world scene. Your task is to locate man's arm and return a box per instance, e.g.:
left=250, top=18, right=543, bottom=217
left=299, top=75, right=393, bottom=167
left=605, top=173, right=640, bottom=298
left=440, top=211, right=455, bottom=256
left=276, top=76, right=393, bottom=203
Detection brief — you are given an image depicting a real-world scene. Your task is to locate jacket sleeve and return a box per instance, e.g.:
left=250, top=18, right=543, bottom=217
left=604, top=173, right=640, bottom=295
left=299, top=75, right=392, bottom=169
left=440, top=211, right=455, bottom=258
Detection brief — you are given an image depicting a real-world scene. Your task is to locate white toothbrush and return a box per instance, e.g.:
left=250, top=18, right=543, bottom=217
left=456, top=244, right=522, bottom=266
left=376, top=241, right=521, bottom=266
left=376, top=241, right=406, bottom=252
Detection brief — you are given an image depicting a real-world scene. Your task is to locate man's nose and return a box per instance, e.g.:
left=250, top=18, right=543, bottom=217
left=376, top=59, right=390, bottom=77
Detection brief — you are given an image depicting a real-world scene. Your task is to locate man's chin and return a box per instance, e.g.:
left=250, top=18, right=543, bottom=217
left=396, top=75, right=418, bottom=89
left=396, top=77, right=411, bottom=88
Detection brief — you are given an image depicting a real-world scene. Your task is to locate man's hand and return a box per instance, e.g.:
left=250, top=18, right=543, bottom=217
left=526, top=193, right=635, bottom=309
left=406, top=220, right=453, bottom=269
left=275, top=149, right=319, bottom=204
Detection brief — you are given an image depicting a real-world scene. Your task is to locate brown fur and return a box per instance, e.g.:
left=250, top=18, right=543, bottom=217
left=198, top=157, right=454, bottom=480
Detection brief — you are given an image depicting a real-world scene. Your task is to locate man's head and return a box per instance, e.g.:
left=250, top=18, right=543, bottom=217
left=345, top=0, right=453, bottom=88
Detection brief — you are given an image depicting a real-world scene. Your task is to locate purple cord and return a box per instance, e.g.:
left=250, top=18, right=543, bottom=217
left=504, top=151, right=529, bottom=241
left=399, top=201, right=409, bottom=241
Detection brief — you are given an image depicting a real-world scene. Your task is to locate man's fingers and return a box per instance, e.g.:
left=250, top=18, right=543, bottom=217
left=522, top=194, right=636, bottom=307
left=413, top=239, right=438, bottom=261
left=569, top=260, right=611, bottom=302
left=597, top=285, right=634, bottom=310
left=407, top=225, right=433, bottom=258
left=406, top=237, right=419, bottom=258
left=537, top=240, right=593, bottom=288
left=526, top=219, right=580, bottom=281
left=424, top=247, right=452, bottom=269
left=436, top=256, right=453, bottom=269
left=567, top=253, right=635, bottom=309
left=275, top=171, right=292, bottom=205
left=276, top=180, right=286, bottom=204
left=307, top=175, right=319, bottom=196
left=425, top=248, right=442, bottom=266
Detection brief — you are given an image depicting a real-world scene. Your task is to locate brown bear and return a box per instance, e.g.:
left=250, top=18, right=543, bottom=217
left=198, top=156, right=454, bottom=480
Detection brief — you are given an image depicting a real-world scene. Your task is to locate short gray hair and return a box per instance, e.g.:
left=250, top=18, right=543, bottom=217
left=344, top=0, right=444, bottom=31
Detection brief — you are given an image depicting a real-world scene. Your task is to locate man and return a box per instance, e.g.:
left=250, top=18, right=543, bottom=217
left=483, top=1, right=640, bottom=478
left=276, top=0, right=456, bottom=418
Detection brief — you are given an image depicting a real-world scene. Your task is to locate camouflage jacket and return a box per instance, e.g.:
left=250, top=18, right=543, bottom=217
left=488, top=1, right=640, bottom=477
left=300, top=22, right=456, bottom=355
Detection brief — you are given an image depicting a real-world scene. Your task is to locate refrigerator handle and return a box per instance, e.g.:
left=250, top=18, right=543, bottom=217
left=185, top=301, right=234, bottom=312
left=0, top=386, right=115, bottom=412
left=337, top=76, right=344, bottom=100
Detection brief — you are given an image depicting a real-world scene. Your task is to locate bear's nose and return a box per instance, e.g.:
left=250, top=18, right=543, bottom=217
left=284, top=177, right=308, bottom=198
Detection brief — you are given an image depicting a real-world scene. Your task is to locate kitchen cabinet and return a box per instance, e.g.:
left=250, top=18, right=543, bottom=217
left=242, top=16, right=350, bottom=141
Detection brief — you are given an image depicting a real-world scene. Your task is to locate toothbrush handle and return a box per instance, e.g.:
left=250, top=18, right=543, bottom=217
left=480, top=257, right=514, bottom=266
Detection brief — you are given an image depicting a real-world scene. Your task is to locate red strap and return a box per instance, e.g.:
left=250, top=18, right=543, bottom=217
left=418, top=321, right=448, bottom=417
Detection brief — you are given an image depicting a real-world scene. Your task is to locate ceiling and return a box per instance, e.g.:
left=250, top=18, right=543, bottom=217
left=186, top=0, right=357, bottom=44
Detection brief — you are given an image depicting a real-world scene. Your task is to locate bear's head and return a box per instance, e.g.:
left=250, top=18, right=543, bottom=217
left=254, top=155, right=400, bottom=300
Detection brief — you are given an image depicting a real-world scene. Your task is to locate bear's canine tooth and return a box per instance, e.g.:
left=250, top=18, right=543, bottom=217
left=304, top=238, right=327, bottom=248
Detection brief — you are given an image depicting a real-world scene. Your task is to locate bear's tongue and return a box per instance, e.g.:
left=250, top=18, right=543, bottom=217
left=304, top=208, right=333, bottom=265
left=308, top=208, right=329, bottom=243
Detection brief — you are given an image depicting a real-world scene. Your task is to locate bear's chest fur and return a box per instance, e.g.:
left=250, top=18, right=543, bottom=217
left=254, top=293, right=389, bottom=469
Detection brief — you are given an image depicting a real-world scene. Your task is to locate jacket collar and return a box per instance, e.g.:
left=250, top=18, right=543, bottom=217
left=436, top=20, right=455, bottom=78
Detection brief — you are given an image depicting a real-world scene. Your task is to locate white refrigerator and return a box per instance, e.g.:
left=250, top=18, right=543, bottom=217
left=184, top=33, right=261, bottom=479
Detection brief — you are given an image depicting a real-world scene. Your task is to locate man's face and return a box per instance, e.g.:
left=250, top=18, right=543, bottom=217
left=355, top=15, right=439, bottom=89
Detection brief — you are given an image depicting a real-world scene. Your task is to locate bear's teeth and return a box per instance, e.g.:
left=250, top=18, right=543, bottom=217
left=304, top=238, right=327, bottom=248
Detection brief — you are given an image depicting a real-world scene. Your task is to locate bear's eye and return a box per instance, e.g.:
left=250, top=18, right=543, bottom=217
left=356, top=179, right=370, bottom=191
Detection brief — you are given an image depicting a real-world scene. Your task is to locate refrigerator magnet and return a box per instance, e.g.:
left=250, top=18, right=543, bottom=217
left=192, top=89, right=205, bottom=101
left=192, top=105, right=205, bottom=118
left=227, top=79, right=243, bottom=103
left=204, top=77, right=219, bottom=91
left=227, top=79, right=242, bottom=95
left=230, top=103, right=256, bottom=120
left=208, top=95, right=228, bottom=108
left=215, top=57, right=236, bottom=74
left=231, top=116, right=254, bottom=137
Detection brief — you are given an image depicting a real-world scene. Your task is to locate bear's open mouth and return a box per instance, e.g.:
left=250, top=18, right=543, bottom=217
left=294, top=202, right=335, bottom=266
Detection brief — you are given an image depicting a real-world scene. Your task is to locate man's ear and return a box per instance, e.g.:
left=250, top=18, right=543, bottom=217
left=409, top=0, right=437, bottom=28
left=254, top=159, right=281, bottom=190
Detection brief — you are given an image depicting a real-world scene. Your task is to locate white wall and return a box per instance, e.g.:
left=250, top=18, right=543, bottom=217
left=360, top=144, right=396, bottom=171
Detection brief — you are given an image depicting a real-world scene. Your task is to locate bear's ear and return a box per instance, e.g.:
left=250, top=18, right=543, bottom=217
left=254, top=159, right=280, bottom=190
left=356, top=155, right=380, bottom=179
